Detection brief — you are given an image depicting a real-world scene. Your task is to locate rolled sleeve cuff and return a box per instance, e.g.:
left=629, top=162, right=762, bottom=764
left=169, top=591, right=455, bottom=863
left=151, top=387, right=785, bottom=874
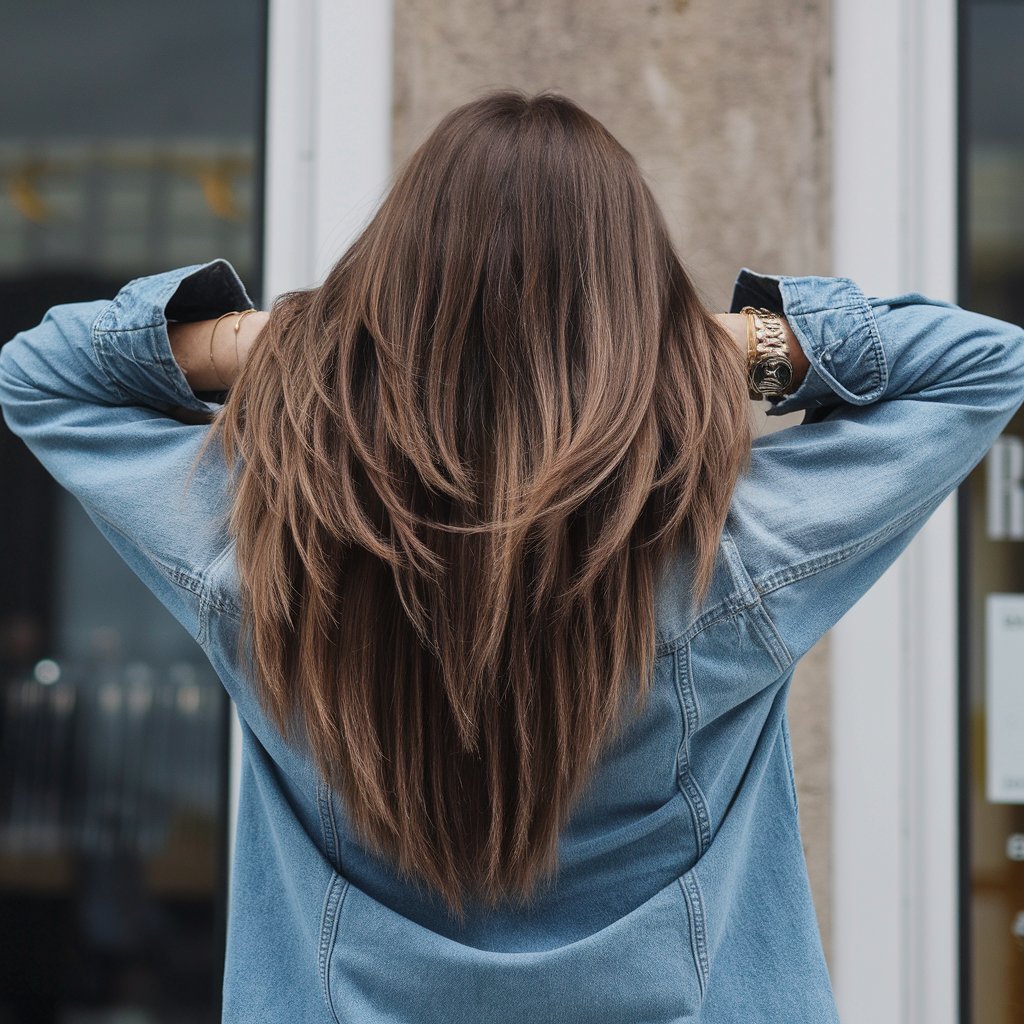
left=91, top=258, right=255, bottom=416
left=729, top=267, right=888, bottom=418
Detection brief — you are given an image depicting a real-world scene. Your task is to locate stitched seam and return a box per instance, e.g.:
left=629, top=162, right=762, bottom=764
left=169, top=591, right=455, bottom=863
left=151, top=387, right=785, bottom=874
left=751, top=487, right=947, bottom=597
left=317, top=778, right=340, bottom=870
left=742, top=602, right=792, bottom=675
left=318, top=874, right=348, bottom=1024
left=197, top=589, right=210, bottom=649
left=719, top=524, right=758, bottom=605
left=658, top=588, right=764, bottom=657
left=99, top=323, right=168, bottom=334
left=679, top=873, right=709, bottom=997
left=718, top=525, right=792, bottom=672
left=656, top=582, right=761, bottom=655
left=92, top=506, right=207, bottom=598
left=655, top=524, right=762, bottom=655
left=746, top=490, right=948, bottom=678
left=203, top=538, right=242, bottom=620
left=752, top=600, right=792, bottom=670
left=672, top=644, right=712, bottom=857
left=327, top=792, right=340, bottom=867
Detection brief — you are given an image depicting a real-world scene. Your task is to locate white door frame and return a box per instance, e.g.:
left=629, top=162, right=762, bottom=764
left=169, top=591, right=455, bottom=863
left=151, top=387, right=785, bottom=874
left=227, top=0, right=395, bottom=891
left=831, top=1, right=959, bottom=1022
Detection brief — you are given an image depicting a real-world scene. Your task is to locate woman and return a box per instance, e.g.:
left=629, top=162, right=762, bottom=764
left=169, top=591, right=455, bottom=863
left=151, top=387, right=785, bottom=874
left=1, top=89, right=1022, bottom=1023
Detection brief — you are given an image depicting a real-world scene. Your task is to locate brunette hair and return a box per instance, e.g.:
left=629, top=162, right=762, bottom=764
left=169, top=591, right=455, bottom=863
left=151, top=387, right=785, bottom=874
left=201, top=88, right=752, bottom=919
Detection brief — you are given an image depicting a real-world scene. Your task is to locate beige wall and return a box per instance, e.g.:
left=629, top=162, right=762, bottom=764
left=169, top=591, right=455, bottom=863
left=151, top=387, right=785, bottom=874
left=392, top=0, right=833, bottom=958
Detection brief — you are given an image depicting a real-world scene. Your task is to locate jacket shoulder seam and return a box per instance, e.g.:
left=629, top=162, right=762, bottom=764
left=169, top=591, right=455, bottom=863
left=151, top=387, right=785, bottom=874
left=94, top=505, right=207, bottom=597
left=719, top=524, right=792, bottom=671
left=672, top=642, right=712, bottom=858
left=751, top=485, right=948, bottom=597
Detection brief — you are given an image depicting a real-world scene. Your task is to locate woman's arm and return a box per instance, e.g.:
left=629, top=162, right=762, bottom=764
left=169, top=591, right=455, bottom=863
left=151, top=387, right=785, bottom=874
left=168, top=309, right=269, bottom=392
left=722, top=268, right=1024, bottom=668
left=0, top=258, right=257, bottom=643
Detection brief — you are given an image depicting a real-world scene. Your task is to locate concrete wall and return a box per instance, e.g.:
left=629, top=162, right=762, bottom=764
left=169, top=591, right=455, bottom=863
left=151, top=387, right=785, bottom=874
left=392, top=0, right=833, bottom=957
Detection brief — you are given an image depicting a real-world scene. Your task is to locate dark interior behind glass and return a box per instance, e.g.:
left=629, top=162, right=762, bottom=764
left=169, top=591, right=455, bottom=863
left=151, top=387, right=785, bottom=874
left=959, top=1, right=1024, bottom=1021
left=0, top=4, right=266, bottom=1020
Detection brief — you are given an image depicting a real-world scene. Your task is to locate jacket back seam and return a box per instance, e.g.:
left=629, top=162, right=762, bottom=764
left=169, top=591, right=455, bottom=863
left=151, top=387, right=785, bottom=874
left=317, top=778, right=341, bottom=871
left=317, top=873, right=349, bottom=1024
left=678, top=871, right=710, bottom=998
left=672, top=643, right=712, bottom=858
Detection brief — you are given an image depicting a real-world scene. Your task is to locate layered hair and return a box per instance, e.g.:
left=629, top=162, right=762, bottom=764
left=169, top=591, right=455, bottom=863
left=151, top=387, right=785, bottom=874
left=201, top=89, right=752, bottom=919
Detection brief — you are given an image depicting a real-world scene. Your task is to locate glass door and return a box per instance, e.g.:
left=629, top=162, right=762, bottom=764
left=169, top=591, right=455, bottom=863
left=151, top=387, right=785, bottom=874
left=959, top=1, right=1024, bottom=1021
left=0, top=3, right=265, bottom=1020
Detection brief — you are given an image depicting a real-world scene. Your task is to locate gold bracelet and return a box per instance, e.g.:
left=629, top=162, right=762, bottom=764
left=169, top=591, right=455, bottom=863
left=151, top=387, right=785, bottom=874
left=209, top=309, right=257, bottom=389
left=740, top=305, right=794, bottom=399
left=209, top=312, right=237, bottom=389
left=233, top=308, right=259, bottom=374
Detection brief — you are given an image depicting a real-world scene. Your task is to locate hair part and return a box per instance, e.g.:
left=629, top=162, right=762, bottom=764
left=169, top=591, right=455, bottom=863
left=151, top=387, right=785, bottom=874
left=197, top=87, right=752, bottom=920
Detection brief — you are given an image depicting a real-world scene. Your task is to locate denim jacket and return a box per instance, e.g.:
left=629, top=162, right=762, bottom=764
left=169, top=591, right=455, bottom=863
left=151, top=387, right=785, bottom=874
left=2, top=259, right=1023, bottom=1024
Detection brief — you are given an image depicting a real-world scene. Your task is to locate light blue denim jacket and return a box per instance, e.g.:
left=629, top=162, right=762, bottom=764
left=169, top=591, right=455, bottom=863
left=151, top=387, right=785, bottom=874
left=2, top=259, right=1023, bottom=1023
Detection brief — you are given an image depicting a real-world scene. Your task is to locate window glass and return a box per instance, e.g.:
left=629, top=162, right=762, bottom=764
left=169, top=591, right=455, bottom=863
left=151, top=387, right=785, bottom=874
left=960, top=3, right=1024, bottom=1021
left=0, top=4, right=265, bottom=1020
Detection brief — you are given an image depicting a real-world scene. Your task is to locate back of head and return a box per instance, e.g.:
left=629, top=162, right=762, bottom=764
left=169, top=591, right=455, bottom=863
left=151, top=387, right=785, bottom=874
left=210, top=88, right=752, bottom=919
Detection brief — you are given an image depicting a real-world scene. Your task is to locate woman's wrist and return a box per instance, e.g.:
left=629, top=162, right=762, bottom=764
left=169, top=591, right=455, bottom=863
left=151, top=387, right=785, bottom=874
left=169, top=310, right=269, bottom=392
left=713, top=311, right=809, bottom=397
left=714, top=313, right=748, bottom=357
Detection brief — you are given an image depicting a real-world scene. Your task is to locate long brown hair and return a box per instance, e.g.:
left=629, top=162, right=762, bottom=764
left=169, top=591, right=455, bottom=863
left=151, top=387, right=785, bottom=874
left=202, top=89, right=751, bottom=919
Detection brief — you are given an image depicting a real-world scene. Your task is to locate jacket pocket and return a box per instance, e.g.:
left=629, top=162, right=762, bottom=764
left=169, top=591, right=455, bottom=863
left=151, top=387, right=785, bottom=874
left=320, top=870, right=705, bottom=1024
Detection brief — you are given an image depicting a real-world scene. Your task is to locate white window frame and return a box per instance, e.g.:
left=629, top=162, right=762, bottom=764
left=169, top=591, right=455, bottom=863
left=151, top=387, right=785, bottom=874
left=831, top=1, right=959, bottom=1022
left=228, top=0, right=395, bottom=894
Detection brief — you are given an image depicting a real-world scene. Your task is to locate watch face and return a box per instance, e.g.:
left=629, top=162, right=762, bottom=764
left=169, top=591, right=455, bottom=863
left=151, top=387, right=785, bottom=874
left=751, top=357, right=794, bottom=396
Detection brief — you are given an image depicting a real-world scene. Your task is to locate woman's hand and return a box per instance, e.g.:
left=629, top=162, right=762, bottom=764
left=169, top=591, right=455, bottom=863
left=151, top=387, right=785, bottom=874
left=169, top=310, right=269, bottom=392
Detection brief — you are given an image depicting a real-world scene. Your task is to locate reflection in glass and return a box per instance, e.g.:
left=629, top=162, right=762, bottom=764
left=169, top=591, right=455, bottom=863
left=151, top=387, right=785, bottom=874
left=961, top=2, right=1024, bottom=1021
left=0, top=2, right=265, bottom=1020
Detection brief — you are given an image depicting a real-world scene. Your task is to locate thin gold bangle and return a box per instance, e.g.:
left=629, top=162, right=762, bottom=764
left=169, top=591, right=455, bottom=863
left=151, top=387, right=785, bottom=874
left=233, top=308, right=258, bottom=373
left=742, top=308, right=757, bottom=398
left=209, top=312, right=237, bottom=389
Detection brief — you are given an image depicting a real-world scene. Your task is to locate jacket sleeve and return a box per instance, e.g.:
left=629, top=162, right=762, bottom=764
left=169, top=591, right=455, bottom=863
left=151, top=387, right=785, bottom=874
left=0, top=258, right=254, bottom=643
left=726, top=268, right=1024, bottom=667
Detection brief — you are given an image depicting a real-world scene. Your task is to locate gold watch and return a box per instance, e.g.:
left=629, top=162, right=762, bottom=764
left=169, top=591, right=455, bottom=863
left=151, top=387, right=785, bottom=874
left=740, top=305, right=794, bottom=400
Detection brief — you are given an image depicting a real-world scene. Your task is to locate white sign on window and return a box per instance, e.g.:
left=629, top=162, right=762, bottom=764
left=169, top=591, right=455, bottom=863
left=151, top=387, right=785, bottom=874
left=986, top=593, right=1024, bottom=804
left=987, top=435, right=1024, bottom=540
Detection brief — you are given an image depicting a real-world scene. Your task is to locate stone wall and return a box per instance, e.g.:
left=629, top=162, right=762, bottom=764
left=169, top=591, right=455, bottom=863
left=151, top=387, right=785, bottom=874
left=392, top=0, right=833, bottom=957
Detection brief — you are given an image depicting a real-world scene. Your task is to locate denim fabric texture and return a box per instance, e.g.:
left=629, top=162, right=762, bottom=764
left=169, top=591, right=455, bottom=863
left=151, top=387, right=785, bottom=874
left=2, top=258, right=1023, bottom=1023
